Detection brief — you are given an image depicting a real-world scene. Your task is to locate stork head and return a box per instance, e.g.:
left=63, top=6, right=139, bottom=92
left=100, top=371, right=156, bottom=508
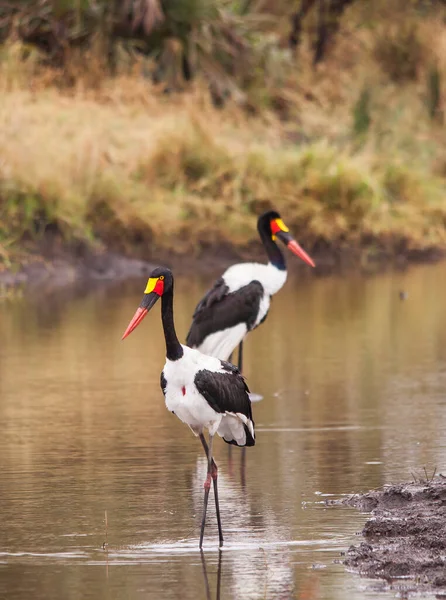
left=122, top=266, right=173, bottom=339
left=257, top=210, right=315, bottom=268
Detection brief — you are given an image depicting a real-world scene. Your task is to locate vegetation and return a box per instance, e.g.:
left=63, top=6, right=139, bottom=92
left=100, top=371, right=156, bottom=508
left=1, top=0, right=446, bottom=268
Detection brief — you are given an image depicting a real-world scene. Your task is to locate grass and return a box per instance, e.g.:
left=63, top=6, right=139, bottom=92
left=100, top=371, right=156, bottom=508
left=0, top=283, right=24, bottom=301
left=1, top=2, right=446, bottom=268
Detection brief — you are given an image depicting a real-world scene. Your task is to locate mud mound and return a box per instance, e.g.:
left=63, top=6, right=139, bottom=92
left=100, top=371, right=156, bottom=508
left=340, top=478, right=446, bottom=595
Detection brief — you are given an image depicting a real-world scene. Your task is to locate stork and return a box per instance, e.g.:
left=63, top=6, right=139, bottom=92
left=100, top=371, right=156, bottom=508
left=186, top=210, right=315, bottom=372
left=122, top=266, right=255, bottom=548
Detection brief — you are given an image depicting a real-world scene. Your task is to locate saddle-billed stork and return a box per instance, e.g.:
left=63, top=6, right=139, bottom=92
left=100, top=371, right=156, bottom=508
left=122, top=266, right=255, bottom=549
left=186, top=210, right=315, bottom=371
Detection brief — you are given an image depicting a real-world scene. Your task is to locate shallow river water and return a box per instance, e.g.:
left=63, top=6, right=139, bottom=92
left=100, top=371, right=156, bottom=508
left=1, top=260, right=446, bottom=600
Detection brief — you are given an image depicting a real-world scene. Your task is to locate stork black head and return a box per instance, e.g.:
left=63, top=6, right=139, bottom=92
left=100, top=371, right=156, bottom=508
left=122, top=267, right=173, bottom=339
left=257, top=210, right=315, bottom=268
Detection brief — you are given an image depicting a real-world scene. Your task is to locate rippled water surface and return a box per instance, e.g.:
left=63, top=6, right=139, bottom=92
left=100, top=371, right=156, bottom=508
left=1, top=261, right=446, bottom=599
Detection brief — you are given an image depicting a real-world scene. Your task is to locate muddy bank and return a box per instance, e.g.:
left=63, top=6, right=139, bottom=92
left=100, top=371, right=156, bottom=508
left=1, top=232, right=446, bottom=293
left=0, top=250, right=155, bottom=296
left=0, top=247, right=244, bottom=295
left=0, top=240, right=314, bottom=292
left=338, top=478, right=446, bottom=596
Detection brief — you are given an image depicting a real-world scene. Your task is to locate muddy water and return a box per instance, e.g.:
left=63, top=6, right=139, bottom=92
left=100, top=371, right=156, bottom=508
left=1, top=261, right=446, bottom=600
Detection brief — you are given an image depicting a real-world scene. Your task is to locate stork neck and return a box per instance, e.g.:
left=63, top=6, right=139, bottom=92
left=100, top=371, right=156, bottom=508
left=259, top=228, right=286, bottom=271
left=161, top=287, right=183, bottom=361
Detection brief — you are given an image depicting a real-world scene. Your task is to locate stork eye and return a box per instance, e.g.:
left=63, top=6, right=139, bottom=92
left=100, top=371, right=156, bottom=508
left=159, top=275, right=165, bottom=280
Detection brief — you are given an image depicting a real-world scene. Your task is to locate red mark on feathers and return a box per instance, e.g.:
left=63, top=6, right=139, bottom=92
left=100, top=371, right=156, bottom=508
left=182, top=386, right=186, bottom=396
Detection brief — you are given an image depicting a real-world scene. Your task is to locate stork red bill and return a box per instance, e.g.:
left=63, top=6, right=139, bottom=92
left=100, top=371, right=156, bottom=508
left=122, top=307, right=148, bottom=339
left=287, top=240, right=315, bottom=268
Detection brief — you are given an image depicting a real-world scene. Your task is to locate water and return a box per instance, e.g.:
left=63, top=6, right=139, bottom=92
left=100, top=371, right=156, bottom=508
left=1, top=261, right=446, bottom=600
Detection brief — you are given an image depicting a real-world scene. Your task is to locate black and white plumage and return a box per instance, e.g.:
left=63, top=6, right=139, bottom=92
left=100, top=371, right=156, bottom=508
left=161, top=348, right=255, bottom=448
left=186, top=210, right=315, bottom=365
left=186, top=279, right=264, bottom=361
left=122, top=266, right=255, bottom=548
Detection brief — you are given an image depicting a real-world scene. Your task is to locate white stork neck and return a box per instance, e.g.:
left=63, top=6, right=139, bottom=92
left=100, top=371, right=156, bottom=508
left=264, top=262, right=288, bottom=295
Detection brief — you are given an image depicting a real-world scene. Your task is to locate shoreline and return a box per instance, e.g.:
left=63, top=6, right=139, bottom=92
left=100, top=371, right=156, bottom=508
left=333, top=478, right=446, bottom=596
left=1, top=237, right=445, bottom=293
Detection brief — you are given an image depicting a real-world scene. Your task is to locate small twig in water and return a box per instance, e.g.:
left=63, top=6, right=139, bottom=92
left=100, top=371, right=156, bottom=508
left=260, top=547, right=269, bottom=599
left=422, top=466, right=437, bottom=483
left=102, top=509, right=109, bottom=550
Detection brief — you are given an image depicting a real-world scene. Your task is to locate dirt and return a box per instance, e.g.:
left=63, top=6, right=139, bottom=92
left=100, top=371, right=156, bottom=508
left=0, top=249, right=155, bottom=295
left=336, top=478, right=446, bottom=597
left=1, top=220, right=446, bottom=298
left=1, top=233, right=445, bottom=293
left=0, top=235, right=324, bottom=293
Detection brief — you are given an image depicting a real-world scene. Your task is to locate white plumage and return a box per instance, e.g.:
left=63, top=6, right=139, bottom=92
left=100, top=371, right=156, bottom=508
left=224, top=261, right=288, bottom=296
left=196, top=322, right=247, bottom=362
left=187, top=263, right=286, bottom=362
left=163, top=345, right=255, bottom=446
left=186, top=210, right=314, bottom=367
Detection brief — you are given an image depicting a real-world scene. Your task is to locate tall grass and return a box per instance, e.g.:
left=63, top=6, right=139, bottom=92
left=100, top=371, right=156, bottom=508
left=1, top=1, right=446, bottom=265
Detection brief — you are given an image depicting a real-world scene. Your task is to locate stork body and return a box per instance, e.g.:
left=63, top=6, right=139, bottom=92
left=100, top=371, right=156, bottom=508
left=122, top=267, right=255, bottom=548
left=161, top=348, right=255, bottom=446
left=188, top=263, right=286, bottom=361
left=186, top=211, right=315, bottom=366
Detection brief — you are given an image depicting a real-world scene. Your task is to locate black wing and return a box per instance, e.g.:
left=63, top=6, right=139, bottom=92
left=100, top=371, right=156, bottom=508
left=192, top=277, right=229, bottom=318
left=160, top=371, right=167, bottom=396
left=194, top=364, right=255, bottom=446
left=186, top=280, right=264, bottom=348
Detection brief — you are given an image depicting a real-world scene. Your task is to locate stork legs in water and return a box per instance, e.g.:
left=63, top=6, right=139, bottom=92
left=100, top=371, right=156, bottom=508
left=199, top=433, right=223, bottom=548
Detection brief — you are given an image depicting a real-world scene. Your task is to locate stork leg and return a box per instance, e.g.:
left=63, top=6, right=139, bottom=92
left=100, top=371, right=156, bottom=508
left=228, top=343, right=244, bottom=460
left=228, top=347, right=234, bottom=471
left=238, top=341, right=243, bottom=373
left=237, top=341, right=248, bottom=462
left=240, top=441, right=246, bottom=489
left=199, top=433, right=224, bottom=548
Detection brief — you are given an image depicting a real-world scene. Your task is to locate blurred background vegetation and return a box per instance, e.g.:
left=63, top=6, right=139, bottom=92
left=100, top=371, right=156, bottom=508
left=1, top=0, right=446, bottom=265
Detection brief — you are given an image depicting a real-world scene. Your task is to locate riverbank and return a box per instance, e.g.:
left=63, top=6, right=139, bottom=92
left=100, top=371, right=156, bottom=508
left=2, top=83, right=446, bottom=271
left=1, top=232, right=445, bottom=295
left=338, top=478, right=446, bottom=596
left=2, top=2, right=446, bottom=278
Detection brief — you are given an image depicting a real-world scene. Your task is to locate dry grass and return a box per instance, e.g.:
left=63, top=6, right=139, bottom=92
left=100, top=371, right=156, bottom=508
left=1, top=2, right=446, bottom=265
